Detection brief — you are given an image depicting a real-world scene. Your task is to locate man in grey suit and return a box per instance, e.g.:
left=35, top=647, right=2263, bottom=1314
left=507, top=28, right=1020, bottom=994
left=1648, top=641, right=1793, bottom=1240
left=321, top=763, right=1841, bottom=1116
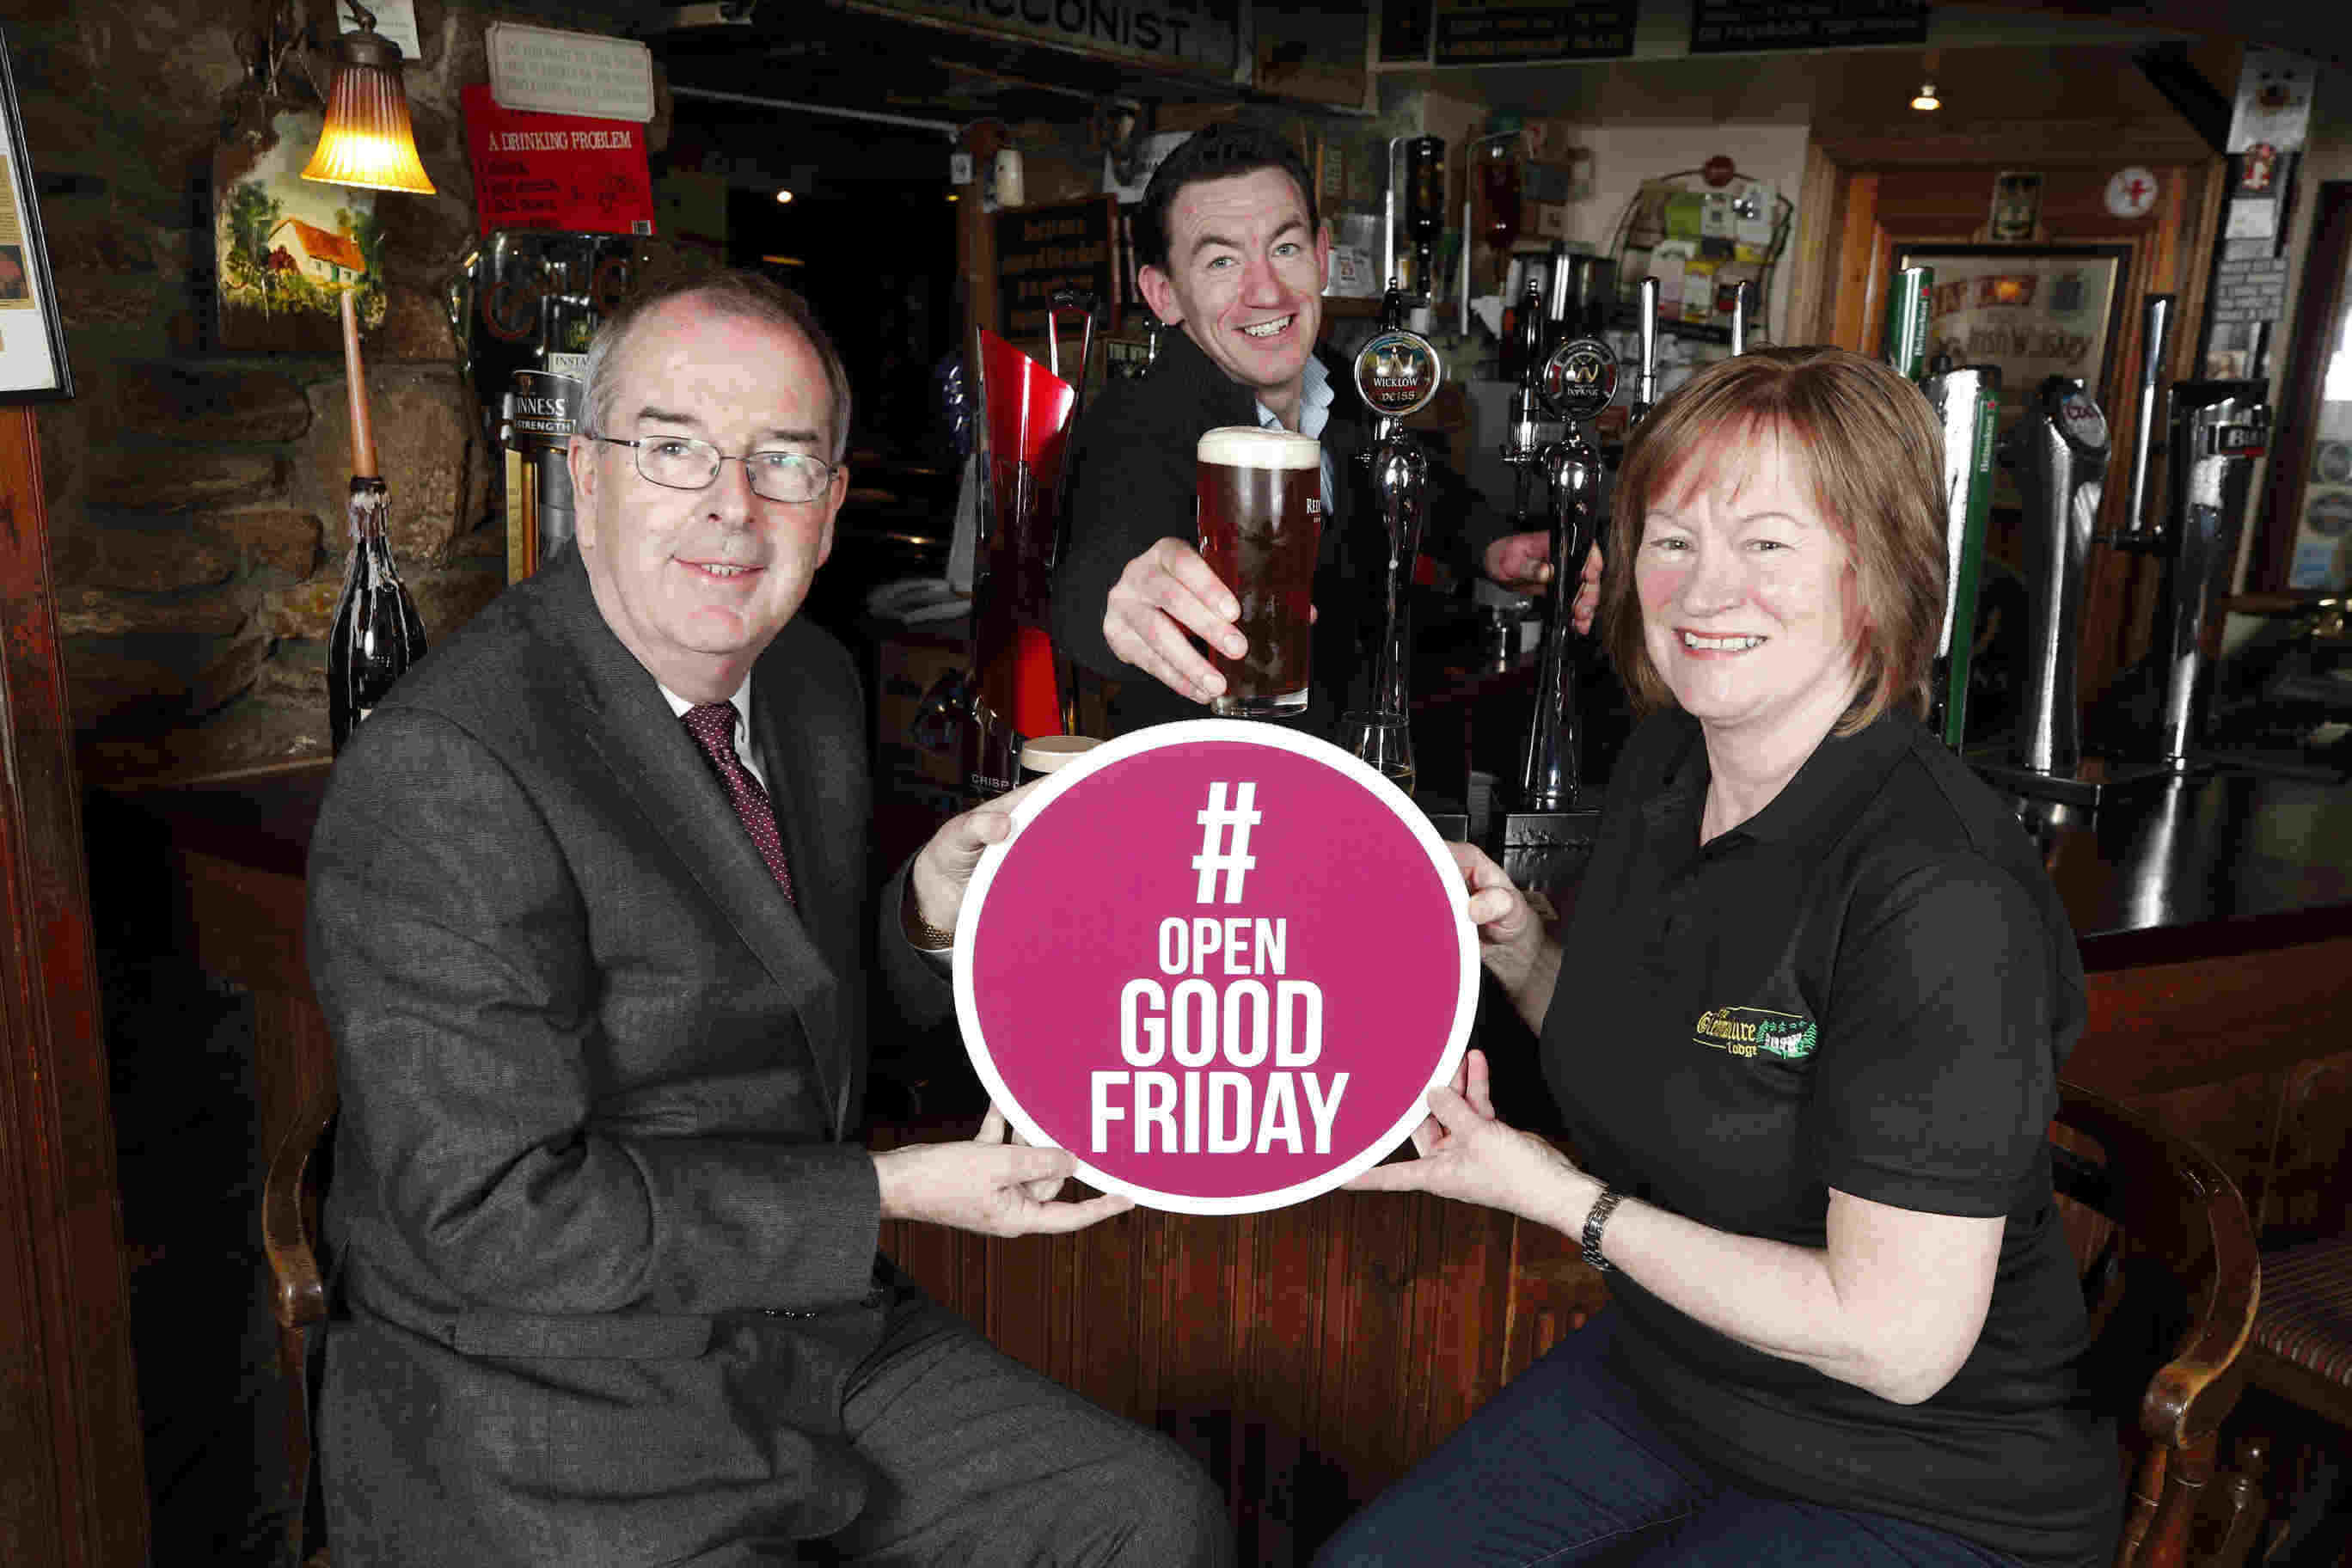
left=308, top=272, right=1229, bottom=1566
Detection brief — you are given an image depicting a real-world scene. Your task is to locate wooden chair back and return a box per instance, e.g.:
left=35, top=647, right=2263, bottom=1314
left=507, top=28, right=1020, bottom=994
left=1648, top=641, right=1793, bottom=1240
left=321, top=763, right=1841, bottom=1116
left=260, top=1081, right=338, bottom=1566
left=2049, top=1081, right=2262, bottom=1568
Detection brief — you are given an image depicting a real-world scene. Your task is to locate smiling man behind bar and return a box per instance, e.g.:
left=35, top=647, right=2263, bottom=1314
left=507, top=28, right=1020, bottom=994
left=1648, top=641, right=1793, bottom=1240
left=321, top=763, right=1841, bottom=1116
left=306, top=271, right=1228, bottom=1567
left=1051, top=121, right=1596, bottom=738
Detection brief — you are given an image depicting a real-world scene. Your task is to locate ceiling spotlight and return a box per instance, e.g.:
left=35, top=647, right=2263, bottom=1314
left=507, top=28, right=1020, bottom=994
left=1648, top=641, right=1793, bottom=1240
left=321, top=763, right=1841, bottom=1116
left=1911, top=82, right=1941, bottom=112
left=775, top=188, right=794, bottom=204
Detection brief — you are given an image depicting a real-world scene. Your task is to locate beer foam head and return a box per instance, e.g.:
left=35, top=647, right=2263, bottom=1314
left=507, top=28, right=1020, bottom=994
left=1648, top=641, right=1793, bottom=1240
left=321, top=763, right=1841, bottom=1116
left=1197, top=426, right=1320, bottom=470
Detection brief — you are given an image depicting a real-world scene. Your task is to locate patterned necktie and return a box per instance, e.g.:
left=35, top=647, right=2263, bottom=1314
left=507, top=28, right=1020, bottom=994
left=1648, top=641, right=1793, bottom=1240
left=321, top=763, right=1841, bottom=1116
left=682, top=702, right=795, bottom=905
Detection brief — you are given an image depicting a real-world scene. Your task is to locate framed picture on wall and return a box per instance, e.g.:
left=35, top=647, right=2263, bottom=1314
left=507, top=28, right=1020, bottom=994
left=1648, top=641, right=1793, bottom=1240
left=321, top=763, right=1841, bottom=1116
left=1892, top=242, right=2133, bottom=407
left=0, top=27, right=75, bottom=403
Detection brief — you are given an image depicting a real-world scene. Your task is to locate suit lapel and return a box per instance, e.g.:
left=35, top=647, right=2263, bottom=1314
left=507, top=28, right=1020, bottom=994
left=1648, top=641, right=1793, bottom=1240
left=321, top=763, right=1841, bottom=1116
left=533, top=549, right=846, bottom=1130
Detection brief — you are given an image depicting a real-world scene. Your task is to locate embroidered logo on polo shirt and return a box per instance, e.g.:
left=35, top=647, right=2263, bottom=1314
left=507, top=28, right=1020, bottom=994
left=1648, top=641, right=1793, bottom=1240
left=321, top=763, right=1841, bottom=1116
left=1691, top=1007, right=1817, bottom=1061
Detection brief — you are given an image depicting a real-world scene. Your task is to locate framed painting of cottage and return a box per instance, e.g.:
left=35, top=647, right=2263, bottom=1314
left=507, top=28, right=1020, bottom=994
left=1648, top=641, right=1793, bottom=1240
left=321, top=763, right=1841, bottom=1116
left=0, top=27, right=72, bottom=401
left=212, top=107, right=385, bottom=352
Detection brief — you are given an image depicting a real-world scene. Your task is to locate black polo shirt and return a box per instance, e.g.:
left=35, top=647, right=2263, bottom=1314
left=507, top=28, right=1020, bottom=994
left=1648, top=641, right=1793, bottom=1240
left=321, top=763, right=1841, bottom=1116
left=1547, top=709, right=2121, bottom=1568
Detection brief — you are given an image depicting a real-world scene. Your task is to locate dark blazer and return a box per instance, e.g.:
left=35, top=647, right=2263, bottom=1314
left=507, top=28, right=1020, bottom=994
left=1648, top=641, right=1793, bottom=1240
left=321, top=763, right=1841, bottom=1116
left=308, top=544, right=951, bottom=1566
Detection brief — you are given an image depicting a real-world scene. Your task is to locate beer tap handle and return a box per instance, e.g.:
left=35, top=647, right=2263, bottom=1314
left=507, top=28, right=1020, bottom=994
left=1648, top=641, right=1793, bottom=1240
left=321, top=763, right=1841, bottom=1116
left=1632, top=277, right=1661, bottom=426
left=1729, top=279, right=1755, bottom=357
left=2118, top=293, right=2176, bottom=548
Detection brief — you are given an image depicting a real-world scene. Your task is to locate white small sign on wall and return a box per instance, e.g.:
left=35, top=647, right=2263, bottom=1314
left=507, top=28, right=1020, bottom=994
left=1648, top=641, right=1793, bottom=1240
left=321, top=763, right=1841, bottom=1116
left=337, top=0, right=422, bottom=62
left=487, top=23, right=655, bottom=124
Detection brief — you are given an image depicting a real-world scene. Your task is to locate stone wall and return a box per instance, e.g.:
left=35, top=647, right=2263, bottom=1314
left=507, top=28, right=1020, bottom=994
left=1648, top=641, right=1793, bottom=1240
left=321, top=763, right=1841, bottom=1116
left=14, top=0, right=543, bottom=785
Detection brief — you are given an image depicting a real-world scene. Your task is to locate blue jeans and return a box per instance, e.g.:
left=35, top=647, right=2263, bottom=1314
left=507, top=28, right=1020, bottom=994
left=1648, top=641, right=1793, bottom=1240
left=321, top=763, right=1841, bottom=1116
left=1314, top=1313, right=2020, bottom=1568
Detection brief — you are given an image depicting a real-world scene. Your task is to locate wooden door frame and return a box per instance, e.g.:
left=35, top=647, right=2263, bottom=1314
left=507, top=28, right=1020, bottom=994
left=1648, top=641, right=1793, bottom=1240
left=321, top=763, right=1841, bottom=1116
left=1785, top=144, right=2230, bottom=704
left=0, top=405, right=149, bottom=1567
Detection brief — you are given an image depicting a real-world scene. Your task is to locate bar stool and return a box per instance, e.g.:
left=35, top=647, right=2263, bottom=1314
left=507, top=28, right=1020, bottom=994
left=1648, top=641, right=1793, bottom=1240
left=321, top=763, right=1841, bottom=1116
left=2231, top=1052, right=2352, bottom=1561
left=261, top=1081, right=339, bottom=1568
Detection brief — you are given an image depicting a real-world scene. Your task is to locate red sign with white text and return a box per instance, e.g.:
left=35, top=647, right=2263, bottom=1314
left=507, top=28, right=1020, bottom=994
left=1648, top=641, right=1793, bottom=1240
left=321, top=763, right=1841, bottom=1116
left=460, top=83, right=655, bottom=238
left=955, top=722, right=1476, bottom=1214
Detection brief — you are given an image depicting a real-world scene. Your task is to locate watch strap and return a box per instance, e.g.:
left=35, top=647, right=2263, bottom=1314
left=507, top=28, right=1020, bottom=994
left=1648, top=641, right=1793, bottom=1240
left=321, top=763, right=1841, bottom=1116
left=1581, top=1185, right=1623, bottom=1273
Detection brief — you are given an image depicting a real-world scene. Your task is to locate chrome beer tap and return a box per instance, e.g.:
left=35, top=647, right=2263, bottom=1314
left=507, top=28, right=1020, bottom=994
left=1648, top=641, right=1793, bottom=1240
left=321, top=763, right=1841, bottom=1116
left=1513, top=337, right=1620, bottom=815
left=2091, top=294, right=2272, bottom=779
left=1975, top=375, right=2110, bottom=803
left=1342, top=287, right=1447, bottom=792
left=1629, top=277, right=1661, bottom=427
left=2147, top=382, right=2271, bottom=769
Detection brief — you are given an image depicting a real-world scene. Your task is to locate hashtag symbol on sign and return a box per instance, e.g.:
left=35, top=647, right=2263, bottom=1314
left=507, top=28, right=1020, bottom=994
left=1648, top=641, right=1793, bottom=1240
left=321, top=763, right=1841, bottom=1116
left=1191, top=781, right=1260, bottom=904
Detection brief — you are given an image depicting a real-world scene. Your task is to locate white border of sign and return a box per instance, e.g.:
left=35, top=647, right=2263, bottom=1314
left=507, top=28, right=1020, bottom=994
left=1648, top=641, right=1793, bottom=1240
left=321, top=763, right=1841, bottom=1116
left=953, top=719, right=1479, bottom=1216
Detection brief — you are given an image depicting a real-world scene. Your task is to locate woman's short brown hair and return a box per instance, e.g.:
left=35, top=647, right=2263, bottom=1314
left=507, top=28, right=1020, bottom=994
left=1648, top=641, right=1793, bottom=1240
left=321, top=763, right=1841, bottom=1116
left=1597, top=346, right=1947, bottom=737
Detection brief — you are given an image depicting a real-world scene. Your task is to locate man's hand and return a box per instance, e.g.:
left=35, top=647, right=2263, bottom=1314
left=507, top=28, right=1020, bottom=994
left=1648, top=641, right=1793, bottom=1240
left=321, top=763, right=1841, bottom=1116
left=873, top=1118, right=1130, bottom=1237
left=1483, top=532, right=1603, bottom=636
left=978, top=1102, right=1065, bottom=1203
left=1101, top=537, right=1246, bottom=706
left=1346, top=1050, right=1587, bottom=1230
left=906, top=779, right=1041, bottom=941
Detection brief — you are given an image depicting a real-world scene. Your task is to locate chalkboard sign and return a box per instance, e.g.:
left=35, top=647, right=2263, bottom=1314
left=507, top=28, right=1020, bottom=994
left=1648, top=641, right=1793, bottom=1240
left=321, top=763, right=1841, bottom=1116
left=1689, top=0, right=1925, bottom=53
left=1433, top=1, right=1635, bottom=64
left=996, top=198, right=1121, bottom=346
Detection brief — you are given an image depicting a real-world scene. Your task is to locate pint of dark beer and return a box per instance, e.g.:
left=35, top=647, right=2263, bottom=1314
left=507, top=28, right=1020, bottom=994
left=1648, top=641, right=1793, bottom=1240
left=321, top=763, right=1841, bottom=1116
left=1195, top=426, right=1322, bottom=718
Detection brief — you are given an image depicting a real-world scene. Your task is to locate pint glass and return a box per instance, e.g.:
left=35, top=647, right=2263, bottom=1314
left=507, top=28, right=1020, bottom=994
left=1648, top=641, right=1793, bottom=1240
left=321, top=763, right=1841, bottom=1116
left=1195, top=426, right=1322, bottom=718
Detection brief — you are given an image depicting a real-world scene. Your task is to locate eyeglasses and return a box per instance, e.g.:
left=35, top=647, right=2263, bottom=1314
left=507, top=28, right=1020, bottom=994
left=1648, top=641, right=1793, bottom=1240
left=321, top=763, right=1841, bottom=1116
left=587, top=434, right=839, bottom=504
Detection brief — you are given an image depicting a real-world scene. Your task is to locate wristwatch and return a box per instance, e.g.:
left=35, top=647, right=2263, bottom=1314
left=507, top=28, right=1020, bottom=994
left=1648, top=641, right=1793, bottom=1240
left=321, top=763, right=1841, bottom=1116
left=1581, top=1185, right=1623, bottom=1273
left=901, top=882, right=954, bottom=952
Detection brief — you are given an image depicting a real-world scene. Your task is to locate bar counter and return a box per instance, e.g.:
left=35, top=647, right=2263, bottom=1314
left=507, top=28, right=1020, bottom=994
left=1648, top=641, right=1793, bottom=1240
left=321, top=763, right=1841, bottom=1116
left=101, top=748, right=2352, bottom=1560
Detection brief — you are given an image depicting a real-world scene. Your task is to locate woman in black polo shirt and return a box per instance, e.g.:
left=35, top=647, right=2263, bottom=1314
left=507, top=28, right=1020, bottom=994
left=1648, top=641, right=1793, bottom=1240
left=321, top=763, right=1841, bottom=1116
left=1318, top=347, right=2119, bottom=1568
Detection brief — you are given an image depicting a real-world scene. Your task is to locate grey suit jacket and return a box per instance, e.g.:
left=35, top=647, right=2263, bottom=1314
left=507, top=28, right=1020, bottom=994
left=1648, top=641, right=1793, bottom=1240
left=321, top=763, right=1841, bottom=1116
left=308, top=545, right=952, bottom=1565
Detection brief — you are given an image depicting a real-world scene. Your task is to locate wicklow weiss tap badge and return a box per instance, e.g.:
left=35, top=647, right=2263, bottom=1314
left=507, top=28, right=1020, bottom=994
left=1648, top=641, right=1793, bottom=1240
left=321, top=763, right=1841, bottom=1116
left=954, top=721, right=1477, bottom=1214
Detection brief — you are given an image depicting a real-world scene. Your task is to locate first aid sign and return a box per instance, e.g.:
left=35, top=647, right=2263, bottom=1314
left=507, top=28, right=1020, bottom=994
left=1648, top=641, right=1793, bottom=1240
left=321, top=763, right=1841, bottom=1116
left=953, top=721, right=1476, bottom=1214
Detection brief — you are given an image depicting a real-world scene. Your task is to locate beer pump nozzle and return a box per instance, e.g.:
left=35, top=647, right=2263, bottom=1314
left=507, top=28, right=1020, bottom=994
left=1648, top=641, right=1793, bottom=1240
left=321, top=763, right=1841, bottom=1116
left=2114, top=294, right=2176, bottom=548
left=1630, top=277, right=1661, bottom=426
left=1729, top=279, right=1755, bottom=357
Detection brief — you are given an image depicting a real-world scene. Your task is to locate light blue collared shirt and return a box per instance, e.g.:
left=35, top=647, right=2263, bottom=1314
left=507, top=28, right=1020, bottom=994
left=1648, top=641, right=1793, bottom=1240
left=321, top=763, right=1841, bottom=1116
left=1256, top=356, right=1338, bottom=522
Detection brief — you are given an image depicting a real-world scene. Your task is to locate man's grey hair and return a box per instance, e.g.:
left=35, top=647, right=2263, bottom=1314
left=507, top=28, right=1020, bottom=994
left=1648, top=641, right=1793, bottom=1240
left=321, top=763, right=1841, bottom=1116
left=579, top=270, right=854, bottom=462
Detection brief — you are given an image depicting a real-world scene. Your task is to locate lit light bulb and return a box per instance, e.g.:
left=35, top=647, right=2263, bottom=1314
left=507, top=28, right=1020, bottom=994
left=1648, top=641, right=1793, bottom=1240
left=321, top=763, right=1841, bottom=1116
left=776, top=189, right=794, bottom=204
left=1911, top=82, right=1940, bottom=112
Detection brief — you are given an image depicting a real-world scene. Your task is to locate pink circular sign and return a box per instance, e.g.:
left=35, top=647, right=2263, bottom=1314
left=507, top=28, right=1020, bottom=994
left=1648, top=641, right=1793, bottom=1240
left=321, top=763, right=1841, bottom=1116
left=954, top=720, right=1475, bottom=1214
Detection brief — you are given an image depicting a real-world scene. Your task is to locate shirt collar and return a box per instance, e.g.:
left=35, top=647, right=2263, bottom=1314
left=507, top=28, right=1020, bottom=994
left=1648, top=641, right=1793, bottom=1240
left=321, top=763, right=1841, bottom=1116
left=1644, top=707, right=1920, bottom=852
left=1256, top=354, right=1334, bottom=439
left=658, top=673, right=755, bottom=736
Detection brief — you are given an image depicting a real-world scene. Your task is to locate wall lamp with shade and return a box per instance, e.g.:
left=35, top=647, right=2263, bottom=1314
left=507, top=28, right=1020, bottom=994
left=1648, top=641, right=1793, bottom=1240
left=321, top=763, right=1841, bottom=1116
left=300, top=1, right=435, bottom=194
left=1910, top=48, right=1942, bottom=112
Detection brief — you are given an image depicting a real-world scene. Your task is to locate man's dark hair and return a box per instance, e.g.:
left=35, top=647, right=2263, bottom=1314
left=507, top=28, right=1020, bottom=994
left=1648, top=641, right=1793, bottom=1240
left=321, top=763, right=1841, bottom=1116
left=1135, top=122, right=1319, bottom=276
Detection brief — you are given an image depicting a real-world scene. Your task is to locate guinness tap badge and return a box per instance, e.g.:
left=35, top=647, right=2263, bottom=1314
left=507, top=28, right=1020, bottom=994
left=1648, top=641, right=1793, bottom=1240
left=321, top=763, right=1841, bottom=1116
left=1353, top=329, right=1443, bottom=420
left=1538, top=338, right=1620, bottom=425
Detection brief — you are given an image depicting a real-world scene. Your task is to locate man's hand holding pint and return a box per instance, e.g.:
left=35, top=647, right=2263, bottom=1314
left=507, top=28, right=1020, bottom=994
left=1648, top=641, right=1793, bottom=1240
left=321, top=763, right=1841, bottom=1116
left=1101, top=536, right=1247, bottom=707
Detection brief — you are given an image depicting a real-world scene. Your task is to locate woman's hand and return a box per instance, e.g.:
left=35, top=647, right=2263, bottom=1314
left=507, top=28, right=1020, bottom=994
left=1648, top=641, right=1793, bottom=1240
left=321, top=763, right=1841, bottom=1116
left=1451, top=842, right=1560, bottom=1029
left=1347, top=1050, right=1591, bottom=1230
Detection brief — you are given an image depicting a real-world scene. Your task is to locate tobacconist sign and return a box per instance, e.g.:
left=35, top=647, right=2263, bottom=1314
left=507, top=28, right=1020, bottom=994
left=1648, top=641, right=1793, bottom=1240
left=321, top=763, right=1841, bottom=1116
left=955, top=722, right=1476, bottom=1214
left=852, top=0, right=1239, bottom=77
